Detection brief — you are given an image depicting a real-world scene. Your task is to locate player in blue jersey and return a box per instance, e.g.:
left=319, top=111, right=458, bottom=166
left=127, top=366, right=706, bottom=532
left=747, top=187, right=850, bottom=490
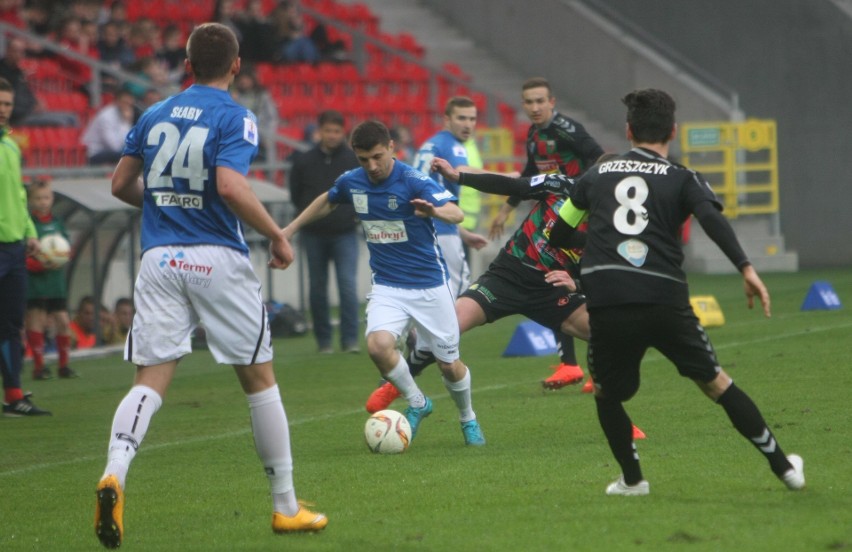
left=94, top=23, right=326, bottom=549
left=412, top=96, right=489, bottom=298
left=283, top=120, right=486, bottom=447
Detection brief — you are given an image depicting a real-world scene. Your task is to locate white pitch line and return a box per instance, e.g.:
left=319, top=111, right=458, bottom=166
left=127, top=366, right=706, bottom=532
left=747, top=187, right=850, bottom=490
left=2, top=321, right=848, bottom=478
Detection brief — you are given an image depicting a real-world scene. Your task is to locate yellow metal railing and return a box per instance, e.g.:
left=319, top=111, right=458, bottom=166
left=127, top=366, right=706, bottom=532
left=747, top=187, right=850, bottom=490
left=680, top=119, right=779, bottom=218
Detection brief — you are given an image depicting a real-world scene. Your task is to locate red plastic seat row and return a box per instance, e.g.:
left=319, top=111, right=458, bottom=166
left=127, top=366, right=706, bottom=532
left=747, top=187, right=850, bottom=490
left=15, top=127, right=87, bottom=168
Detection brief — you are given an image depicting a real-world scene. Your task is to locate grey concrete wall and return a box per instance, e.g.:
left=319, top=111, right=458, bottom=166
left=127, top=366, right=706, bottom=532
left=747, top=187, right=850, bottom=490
left=426, top=0, right=852, bottom=267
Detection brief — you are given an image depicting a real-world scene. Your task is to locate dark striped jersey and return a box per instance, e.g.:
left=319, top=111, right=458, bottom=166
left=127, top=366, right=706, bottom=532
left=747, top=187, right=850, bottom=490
left=501, top=174, right=580, bottom=272
left=559, top=147, right=722, bottom=308
left=522, top=112, right=604, bottom=178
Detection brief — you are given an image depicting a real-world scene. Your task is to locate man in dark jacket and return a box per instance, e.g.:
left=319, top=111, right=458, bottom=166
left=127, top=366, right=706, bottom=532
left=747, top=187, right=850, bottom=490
left=288, top=110, right=361, bottom=353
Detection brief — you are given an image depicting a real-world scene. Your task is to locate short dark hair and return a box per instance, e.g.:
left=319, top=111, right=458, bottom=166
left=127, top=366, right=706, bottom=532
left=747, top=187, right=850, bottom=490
left=0, top=77, right=13, bottom=94
left=522, top=77, right=552, bottom=96
left=622, top=89, right=676, bottom=144
left=318, top=109, right=345, bottom=127
left=350, top=120, right=391, bottom=151
left=186, top=23, right=238, bottom=83
left=444, top=96, right=475, bottom=116
left=114, top=297, right=134, bottom=311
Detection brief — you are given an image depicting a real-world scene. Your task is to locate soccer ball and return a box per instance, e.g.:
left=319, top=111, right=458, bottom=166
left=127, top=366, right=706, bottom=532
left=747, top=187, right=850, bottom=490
left=37, top=234, right=71, bottom=268
left=364, top=409, right=411, bottom=454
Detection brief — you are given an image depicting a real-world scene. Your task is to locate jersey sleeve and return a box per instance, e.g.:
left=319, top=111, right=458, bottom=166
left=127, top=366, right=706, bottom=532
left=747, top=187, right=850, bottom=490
left=681, top=170, right=724, bottom=213
left=326, top=172, right=351, bottom=204
left=215, top=108, right=259, bottom=174
left=122, top=117, right=145, bottom=158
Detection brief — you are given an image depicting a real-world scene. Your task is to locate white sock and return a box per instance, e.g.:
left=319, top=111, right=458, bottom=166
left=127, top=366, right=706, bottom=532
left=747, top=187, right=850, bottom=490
left=443, top=368, right=475, bottom=423
left=103, top=385, right=163, bottom=489
left=247, top=385, right=298, bottom=516
left=386, top=354, right=426, bottom=408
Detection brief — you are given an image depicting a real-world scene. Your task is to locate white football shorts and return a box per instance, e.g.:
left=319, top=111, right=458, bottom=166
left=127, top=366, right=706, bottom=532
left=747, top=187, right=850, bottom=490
left=437, top=232, right=470, bottom=301
left=365, top=283, right=460, bottom=363
left=126, top=244, right=272, bottom=366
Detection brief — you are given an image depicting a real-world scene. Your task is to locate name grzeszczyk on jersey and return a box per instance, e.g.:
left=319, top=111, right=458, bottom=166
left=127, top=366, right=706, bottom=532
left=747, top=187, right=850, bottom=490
left=598, top=160, right=670, bottom=175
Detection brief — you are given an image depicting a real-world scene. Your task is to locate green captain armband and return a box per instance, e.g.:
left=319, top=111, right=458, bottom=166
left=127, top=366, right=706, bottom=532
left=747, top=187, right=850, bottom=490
left=558, top=199, right=586, bottom=228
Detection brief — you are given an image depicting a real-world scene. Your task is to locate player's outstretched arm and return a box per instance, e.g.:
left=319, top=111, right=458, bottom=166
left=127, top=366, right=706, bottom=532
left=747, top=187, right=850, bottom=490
left=217, top=166, right=293, bottom=269
left=459, top=227, right=489, bottom=250
left=112, top=156, right=144, bottom=208
left=282, top=191, right=336, bottom=240
left=742, top=264, right=771, bottom=317
left=411, top=198, right=464, bottom=224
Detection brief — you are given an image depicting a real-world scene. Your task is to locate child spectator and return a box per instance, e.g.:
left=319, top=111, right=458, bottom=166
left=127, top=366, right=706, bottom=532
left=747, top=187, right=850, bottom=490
left=103, top=297, right=133, bottom=345
left=24, top=177, right=77, bottom=379
left=69, top=295, right=97, bottom=349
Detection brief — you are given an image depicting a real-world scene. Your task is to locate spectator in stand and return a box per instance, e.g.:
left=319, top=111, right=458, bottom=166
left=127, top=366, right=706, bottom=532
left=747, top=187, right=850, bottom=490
left=230, top=67, right=278, bottom=160
left=126, top=18, right=157, bottom=60
left=68, top=0, right=100, bottom=24
left=24, top=177, right=76, bottom=380
left=390, top=124, right=415, bottom=162
left=156, top=25, right=186, bottom=84
left=134, top=87, right=162, bottom=123
left=21, top=0, right=54, bottom=37
left=97, top=20, right=134, bottom=69
left=54, top=16, right=97, bottom=91
left=68, top=295, right=106, bottom=349
left=103, top=297, right=133, bottom=345
left=81, top=88, right=135, bottom=165
left=0, top=36, right=40, bottom=126
left=212, top=0, right=243, bottom=44
left=270, top=1, right=320, bottom=64
left=0, top=0, right=24, bottom=28
left=235, top=0, right=278, bottom=63
left=124, top=56, right=174, bottom=99
left=288, top=110, right=361, bottom=353
left=100, top=0, right=128, bottom=35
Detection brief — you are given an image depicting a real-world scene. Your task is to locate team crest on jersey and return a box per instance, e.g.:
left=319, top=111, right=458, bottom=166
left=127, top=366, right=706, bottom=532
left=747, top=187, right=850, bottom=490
left=452, top=144, right=467, bottom=158
left=243, top=117, right=258, bottom=146
left=617, top=239, right=649, bottom=268
left=388, top=195, right=398, bottom=210
left=352, top=192, right=368, bottom=214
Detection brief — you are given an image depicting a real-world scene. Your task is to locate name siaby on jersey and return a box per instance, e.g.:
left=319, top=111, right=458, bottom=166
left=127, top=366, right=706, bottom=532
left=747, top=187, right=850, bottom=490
left=170, top=106, right=203, bottom=121
left=598, top=160, right=670, bottom=175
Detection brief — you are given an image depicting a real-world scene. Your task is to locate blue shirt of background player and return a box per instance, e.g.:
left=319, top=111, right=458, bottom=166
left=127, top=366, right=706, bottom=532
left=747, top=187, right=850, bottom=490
left=123, top=84, right=259, bottom=255
left=412, top=129, right=468, bottom=236
left=327, top=159, right=456, bottom=289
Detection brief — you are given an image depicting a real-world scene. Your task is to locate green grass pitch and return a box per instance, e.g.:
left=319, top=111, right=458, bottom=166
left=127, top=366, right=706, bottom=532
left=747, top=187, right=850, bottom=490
left=2, top=269, right=851, bottom=551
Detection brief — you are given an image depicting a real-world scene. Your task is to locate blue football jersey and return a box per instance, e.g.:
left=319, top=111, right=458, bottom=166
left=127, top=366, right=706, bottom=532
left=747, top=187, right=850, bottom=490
left=412, top=130, right=468, bottom=236
left=124, top=84, right=259, bottom=254
left=327, top=160, right=455, bottom=289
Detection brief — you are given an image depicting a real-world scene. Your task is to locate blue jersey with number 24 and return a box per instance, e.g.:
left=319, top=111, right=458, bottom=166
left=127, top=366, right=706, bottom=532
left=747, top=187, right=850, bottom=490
left=124, top=84, right=259, bottom=254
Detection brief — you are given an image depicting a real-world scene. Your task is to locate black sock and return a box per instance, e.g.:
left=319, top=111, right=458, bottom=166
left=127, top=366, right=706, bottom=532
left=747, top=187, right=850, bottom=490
left=595, top=396, right=643, bottom=484
left=558, top=334, right=577, bottom=365
left=716, top=383, right=792, bottom=476
left=408, top=349, right=435, bottom=377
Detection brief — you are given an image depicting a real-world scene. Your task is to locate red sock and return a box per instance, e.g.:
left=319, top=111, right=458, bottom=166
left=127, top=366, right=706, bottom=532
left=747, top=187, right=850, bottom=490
left=5, top=387, right=24, bottom=403
left=27, top=331, right=45, bottom=372
left=57, top=334, right=71, bottom=370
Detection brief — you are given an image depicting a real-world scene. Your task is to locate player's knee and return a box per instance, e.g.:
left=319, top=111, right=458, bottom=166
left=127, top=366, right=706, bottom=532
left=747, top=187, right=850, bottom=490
left=366, top=331, right=396, bottom=363
left=599, top=379, right=639, bottom=402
